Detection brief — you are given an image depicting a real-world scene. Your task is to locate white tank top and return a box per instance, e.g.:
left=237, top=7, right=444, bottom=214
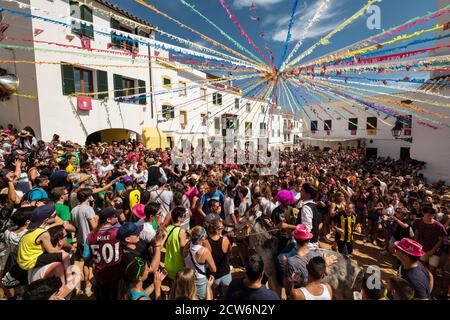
left=299, top=284, right=332, bottom=300
left=184, top=243, right=207, bottom=279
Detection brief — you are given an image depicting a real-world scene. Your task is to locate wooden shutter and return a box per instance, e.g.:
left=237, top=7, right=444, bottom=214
left=81, top=5, right=94, bottom=39
left=110, top=18, right=121, bottom=46
left=61, top=64, right=75, bottom=95
left=113, top=74, right=123, bottom=98
left=138, top=80, right=146, bottom=105
left=96, top=70, right=108, bottom=100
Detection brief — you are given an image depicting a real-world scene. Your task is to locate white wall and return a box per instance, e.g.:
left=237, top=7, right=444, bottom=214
left=0, top=0, right=41, bottom=134
left=2, top=0, right=157, bottom=143
left=304, top=100, right=411, bottom=158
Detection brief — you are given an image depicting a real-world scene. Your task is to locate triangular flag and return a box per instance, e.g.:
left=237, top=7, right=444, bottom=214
left=66, top=35, right=75, bottom=42
left=34, top=28, right=44, bottom=36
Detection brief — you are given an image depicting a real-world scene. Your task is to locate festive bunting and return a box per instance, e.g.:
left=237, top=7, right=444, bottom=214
left=219, top=0, right=273, bottom=67
left=286, top=0, right=381, bottom=67
left=305, top=5, right=450, bottom=67
left=178, top=0, right=266, bottom=67
left=281, top=0, right=330, bottom=71
left=278, top=0, right=300, bottom=70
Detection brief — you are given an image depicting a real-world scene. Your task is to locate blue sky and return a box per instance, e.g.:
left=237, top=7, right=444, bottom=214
left=107, top=0, right=438, bottom=69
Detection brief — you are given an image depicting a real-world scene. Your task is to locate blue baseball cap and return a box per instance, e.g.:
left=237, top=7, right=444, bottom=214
left=28, top=204, right=55, bottom=230
left=117, top=222, right=143, bottom=241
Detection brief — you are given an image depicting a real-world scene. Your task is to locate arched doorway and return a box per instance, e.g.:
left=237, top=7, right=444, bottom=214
left=85, top=129, right=141, bottom=146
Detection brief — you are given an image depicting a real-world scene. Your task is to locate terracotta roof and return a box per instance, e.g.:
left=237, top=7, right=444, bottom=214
left=419, top=75, right=450, bottom=93
left=93, top=0, right=154, bottom=30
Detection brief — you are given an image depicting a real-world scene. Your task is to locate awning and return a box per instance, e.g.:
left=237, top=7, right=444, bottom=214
left=142, top=127, right=168, bottom=150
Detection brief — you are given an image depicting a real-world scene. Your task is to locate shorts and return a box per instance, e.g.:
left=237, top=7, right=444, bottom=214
left=28, top=261, right=61, bottom=284
left=420, top=254, right=440, bottom=268
left=195, top=276, right=208, bottom=300
left=213, top=272, right=232, bottom=288
left=35, top=252, right=63, bottom=269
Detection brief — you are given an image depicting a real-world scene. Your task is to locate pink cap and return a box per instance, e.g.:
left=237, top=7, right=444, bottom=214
left=132, top=204, right=145, bottom=219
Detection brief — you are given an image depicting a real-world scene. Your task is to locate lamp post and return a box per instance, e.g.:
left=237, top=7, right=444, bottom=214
left=391, top=118, right=412, bottom=143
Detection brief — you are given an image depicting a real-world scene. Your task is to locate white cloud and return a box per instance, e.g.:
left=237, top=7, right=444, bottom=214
left=269, top=0, right=345, bottom=43
left=233, top=0, right=285, bottom=9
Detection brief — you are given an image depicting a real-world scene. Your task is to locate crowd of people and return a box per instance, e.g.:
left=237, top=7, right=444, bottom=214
left=0, top=126, right=449, bottom=300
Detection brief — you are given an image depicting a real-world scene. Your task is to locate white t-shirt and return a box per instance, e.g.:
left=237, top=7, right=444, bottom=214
left=136, top=219, right=156, bottom=243
left=98, top=164, right=114, bottom=178
left=4, top=228, right=27, bottom=255
left=224, top=196, right=235, bottom=232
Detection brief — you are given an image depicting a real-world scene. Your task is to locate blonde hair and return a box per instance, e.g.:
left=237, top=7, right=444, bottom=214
left=189, top=225, right=206, bottom=244
left=169, top=268, right=197, bottom=300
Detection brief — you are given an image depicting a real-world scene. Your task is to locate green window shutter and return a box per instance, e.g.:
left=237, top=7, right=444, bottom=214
left=113, top=74, right=123, bottom=99
left=96, top=70, right=108, bottom=100
left=61, top=64, right=75, bottom=95
left=138, top=80, right=146, bottom=105
left=80, top=6, right=94, bottom=39
left=111, top=18, right=121, bottom=46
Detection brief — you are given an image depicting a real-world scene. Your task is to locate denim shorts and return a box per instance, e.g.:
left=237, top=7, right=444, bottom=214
left=213, top=272, right=232, bottom=288
left=195, top=276, right=208, bottom=300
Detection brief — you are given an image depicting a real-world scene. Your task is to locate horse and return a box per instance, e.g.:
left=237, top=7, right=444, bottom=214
left=234, top=207, right=362, bottom=300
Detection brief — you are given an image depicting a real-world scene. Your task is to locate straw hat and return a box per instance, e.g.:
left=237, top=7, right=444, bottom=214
left=18, top=130, right=31, bottom=137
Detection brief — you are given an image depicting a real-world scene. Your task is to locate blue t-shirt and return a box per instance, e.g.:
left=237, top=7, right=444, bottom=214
left=400, top=263, right=430, bottom=299
left=28, top=187, right=48, bottom=201
left=200, top=190, right=225, bottom=215
left=226, top=278, right=280, bottom=300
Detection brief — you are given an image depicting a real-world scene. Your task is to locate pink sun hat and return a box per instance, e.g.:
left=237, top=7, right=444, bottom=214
left=394, top=238, right=425, bottom=257
left=131, top=204, right=145, bottom=220
left=274, top=189, right=296, bottom=205
left=292, top=224, right=313, bottom=240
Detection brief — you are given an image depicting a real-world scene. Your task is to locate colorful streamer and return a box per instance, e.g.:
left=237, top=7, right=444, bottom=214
left=303, top=4, right=450, bottom=67
left=178, top=0, right=266, bottom=66
left=281, top=0, right=330, bottom=71
left=133, top=0, right=268, bottom=69
left=218, top=0, right=273, bottom=68
left=278, top=0, right=300, bottom=70
left=286, top=0, right=381, bottom=67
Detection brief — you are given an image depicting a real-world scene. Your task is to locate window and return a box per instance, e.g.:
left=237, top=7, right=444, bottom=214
left=70, top=1, right=94, bottom=39
left=61, top=65, right=109, bottom=99
left=213, top=93, right=222, bottom=105
left=110, top=18, right=138, bottom=52
left=180, top=110, right=187, bottom=125
left=261, top=105, right=265, bottom=113
left=367, top=117, right=377, bottom=130
left=260, top=123, right=266, bottom=135
left=324, top=120, right=332, bottom=131
left=246, top=103, right=251, bottom=112
left=235, top=98, right=240, bottom=109
left=201, top=113, right=207, bottom=126
left=179, top=81, right=187, bottom=96
left=245, top=122, right=252, bottom=136
left=272, top=129, right=274, bottom=137
left=162, top=104, right=174, bottom=119
left=348, top=118, right=358, bottom=131
left=162, top=76, right=172, bottom=89
left=112, top=74, right=145, bottom=104
left=122, top=78, right=135, bottom=98
left=73, top=67, right=93, bottom=95
left=214, top=117, right=220, bottom=134
left=311, top=120, right=318, bottom=132
left=278, top=129, right=281, bottom=137
left=200, top=88, right=207, bottom=101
